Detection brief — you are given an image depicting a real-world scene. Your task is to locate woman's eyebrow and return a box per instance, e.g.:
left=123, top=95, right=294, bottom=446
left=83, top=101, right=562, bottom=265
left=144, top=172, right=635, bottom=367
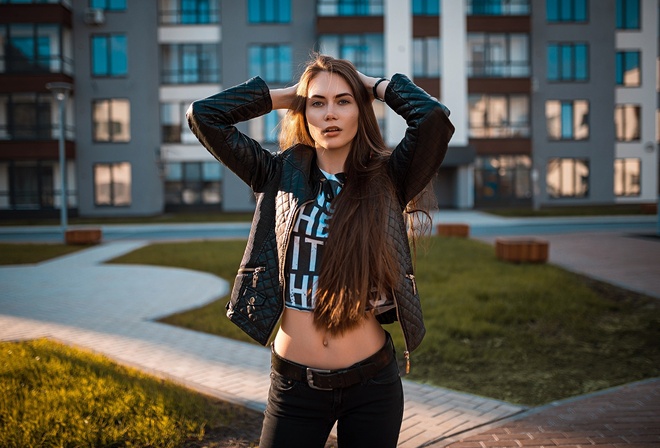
left=309, top=92, right=354, bottom=99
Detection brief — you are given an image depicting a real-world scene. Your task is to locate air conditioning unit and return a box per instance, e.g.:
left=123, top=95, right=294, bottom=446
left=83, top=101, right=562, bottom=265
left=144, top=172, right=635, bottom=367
left=84, top=8, right=105, bottom=25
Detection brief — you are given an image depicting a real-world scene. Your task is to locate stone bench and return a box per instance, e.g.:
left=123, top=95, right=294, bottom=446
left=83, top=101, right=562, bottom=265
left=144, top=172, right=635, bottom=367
left=495, top=238, right=549, bottom=263
left=65, top=228, right=103, bottom=245
left=436, top=223, right=470, bottom=238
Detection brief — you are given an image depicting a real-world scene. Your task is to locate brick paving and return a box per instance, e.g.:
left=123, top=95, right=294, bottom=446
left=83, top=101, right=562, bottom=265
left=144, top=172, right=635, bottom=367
left=431, top=379, right=660, bottom=448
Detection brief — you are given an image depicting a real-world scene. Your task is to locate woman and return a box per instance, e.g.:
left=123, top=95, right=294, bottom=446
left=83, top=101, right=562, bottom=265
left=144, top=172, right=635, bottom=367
left=187, top=54, right=454, bottom=447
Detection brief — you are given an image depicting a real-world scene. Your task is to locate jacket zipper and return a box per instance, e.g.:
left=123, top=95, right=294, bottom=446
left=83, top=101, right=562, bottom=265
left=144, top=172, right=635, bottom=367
left=393, top=274, right=418, bottom=374
left=238, top=266, right=265, bottom=288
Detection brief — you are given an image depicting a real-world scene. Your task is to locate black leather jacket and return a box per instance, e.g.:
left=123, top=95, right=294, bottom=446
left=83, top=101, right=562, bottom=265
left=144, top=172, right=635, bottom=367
left=187, top=74, right=454, bottom=358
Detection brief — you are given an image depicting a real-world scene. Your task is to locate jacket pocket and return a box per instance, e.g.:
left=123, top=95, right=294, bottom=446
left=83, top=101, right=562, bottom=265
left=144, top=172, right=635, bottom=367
left=226, top=266, right=274, bottom=345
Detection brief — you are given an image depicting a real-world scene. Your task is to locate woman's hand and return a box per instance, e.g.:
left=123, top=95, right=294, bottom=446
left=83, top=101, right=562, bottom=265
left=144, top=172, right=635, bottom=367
left=270, top=83, right=299, bottom=110
left=357, top=71, right=389, bottom=101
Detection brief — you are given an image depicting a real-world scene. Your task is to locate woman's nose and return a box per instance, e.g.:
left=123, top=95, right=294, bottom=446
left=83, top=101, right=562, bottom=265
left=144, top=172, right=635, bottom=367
left=324, top=106, right=337, bottom=120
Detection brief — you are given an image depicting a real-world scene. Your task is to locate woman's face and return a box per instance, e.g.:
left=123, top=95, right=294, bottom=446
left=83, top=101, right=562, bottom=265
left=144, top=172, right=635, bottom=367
left=305, top=71, right=359, bottom=158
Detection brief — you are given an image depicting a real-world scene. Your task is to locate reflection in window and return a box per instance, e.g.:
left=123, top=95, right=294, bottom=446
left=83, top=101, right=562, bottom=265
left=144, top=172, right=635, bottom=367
left=248, top=0, right=291, bottom=23
left=616, top=51, right=640, bottom=86
left=319, top=34, right=384, bottom=76
left=546, top=100, right=589, bottom=140
left=164, top=161, right=222, bottom=206
left=161, top=101, right=196, bottom=143
left=412, top=0, right=439, bottom=15
left=94, top=162, right=131, bottom=207
left=161, top=43, right=220, bottom=84
left=468, top=94, right=529, bottom=138
left=547, top=0, right=587, bottom=22
left=248, top=45, right=292, bottom=84
left=475, top=155, right=532, bottom=202
left=616, top=0, right=640, bottom=30
left=413, top=37, right=441, bottom=77
left=2, top=23, right=73, bottom=74
left=90, top=0, right=126, bottom=11
left=615, top=104, right=641, bottom=142
left=614, top=158, right=641, bottom=196
left=91, top=34, right=127, bottom=77
left=547, top=43, right=588, bottom=82
left=93, top=99, right=130, bottom=142
left=467, top=33, right=530, bottom=77
left=467, top=0, right=530, bottom=15
left=547, top=158, right=589, bottom=198
left=158, top=0, right=219, bottom=24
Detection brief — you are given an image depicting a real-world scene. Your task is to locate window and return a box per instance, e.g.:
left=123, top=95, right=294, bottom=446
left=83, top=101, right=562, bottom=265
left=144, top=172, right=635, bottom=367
left=475, top=155, right=532, bottom=202
left=546, top=100, right=589, bottom=140
left=248, top=0, right=291, bottom=23
left=614, top=158, right=641, bottom=196
left=467, top=0, right=530, bottom=15
left=248, top=45, right=292, bottom=84
left=0, top=93, right=63, bottom=140
left=248, top=110, right=285, bottom=144
left=90, top=0, right=126, bottom=11
left=615, top=104, right=641, bottom=142
left=319, top=34, right=384, bottom=76
left=94, top=162, right=131, bottom=206
left=412, top=0, right=439, bottom=15
left=546, top=158, right=589, bottom=198
left=616, top=51, right=641, bottom=86
left=616, top=0, right=640, bottom=30
left=158, top=0, right=219, bottom=24
left=93, top=99, right=130, bottom=142
left=1, top=24, right=73, bottom=75
left=318, top=0, right=384, bottom=16
left=469, top=94, right=529, bottom=138
left=413, top=37, right=441, bottom=77
left=1, top=161, right=57, bottom=210
left=91, top=34, right=127, bottom=77
left=161, top=43, right=220, bottom=84
left=467, top=33, right=530, bottom=77
left=547, top=43, right=588, bottom=81
left=161, top=101, right=197, bottom=143
left=547, top=0, right=587, bottom=22
left=164, top=161, right=222, bottom=206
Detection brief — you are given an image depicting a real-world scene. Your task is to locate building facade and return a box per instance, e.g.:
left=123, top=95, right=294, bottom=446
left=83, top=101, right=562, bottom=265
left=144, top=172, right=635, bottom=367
left=0, top=0, right=657, bottom=218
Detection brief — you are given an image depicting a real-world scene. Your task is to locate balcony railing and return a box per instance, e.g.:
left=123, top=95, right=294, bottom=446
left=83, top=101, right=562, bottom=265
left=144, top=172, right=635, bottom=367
left=159, top=7, right=219, bottom=25
left=466, top=0, right=530, bottom=15
left=317, top=0, right=384, bottom=16
left=0, top=55, right=74, bottom=76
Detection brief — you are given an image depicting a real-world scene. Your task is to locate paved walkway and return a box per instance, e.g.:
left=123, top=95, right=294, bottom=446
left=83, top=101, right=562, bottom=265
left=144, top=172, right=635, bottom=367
left=0, top=241, right=525, bottom=448
left=1, top=212, right=658, bottom=447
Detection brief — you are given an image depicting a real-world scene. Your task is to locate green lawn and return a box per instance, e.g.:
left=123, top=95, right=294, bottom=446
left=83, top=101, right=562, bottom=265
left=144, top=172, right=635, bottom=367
left=108, top=237, right=660, bottom=406
left=0, top=339, right=262, bottom=448
left=0, top=243, right=83, bottom=265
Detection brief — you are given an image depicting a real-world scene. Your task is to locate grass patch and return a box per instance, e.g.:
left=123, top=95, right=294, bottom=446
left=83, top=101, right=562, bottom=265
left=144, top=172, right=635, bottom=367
left=484, top=203, right=653, bottom=217
left=0, top=339, right=263, bottom=447
left=0, top=243, right=83, bottom=265
left=0, top=212, right=254, bottom=227
left=109, top=237, right=660, bottom=406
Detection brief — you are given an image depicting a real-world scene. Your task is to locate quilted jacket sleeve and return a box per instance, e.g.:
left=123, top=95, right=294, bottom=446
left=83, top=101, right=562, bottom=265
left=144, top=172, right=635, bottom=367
left=186, top=77, right=278, bottom=191
left=385, top=74, right=455, bottom=205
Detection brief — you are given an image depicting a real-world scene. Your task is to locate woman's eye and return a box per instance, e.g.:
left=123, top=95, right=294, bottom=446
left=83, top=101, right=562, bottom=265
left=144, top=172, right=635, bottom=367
left=311, top=101, right=324, bottom=107
left=338, top=99, right=350, bottom=105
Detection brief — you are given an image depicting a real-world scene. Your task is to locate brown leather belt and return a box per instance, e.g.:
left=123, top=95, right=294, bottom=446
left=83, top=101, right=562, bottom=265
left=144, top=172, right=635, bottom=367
left=271, top=334, right=394, bottom=391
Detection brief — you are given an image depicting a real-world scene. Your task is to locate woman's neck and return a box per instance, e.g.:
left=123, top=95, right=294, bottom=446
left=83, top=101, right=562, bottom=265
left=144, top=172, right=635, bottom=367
left=315, top=146, right=349, bottom=175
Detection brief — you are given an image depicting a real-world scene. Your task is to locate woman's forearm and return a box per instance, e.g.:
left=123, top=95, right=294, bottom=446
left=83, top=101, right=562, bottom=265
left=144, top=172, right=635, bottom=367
left=270, top=84, right=299, bottom=110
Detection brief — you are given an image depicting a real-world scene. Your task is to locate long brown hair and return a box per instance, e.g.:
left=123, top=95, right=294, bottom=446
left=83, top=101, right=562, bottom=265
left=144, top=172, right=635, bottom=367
left=279, top=54, right=421, bottom=334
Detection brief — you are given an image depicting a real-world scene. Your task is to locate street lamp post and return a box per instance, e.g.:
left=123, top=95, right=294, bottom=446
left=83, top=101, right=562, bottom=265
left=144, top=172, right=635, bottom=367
left=46, top=82, right=73, bottom=242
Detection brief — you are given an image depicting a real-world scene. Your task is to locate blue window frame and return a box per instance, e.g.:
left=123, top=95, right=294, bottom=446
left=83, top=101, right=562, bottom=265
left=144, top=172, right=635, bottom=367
left=547, top=43, right=588, bottom=81
left=91, top=34, right=127, bottom=77
left=616, top=0, right=640, bottom=29
left=547, top=0, right=587, bottom=22
left=616, top=51, right=641, bottom=86
left=90, top=0, right=126, bottom=11
left=248, top=0, right=291, bottom=23
left=319, top=34, right=384, bottom=76
left=248, top=44, right=292, bottom=84
left=468, top=0, right=530, bottom=15
left=412, top=0, right=439, bottom=15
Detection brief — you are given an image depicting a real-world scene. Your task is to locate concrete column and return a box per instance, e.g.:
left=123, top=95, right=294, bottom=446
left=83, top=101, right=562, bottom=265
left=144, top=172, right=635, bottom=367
left=384, top=0, right=412, bottom=147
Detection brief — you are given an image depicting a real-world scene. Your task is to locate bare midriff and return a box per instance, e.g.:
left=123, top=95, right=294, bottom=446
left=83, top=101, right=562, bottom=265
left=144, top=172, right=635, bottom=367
left=273, top=307, right=386, bottom=370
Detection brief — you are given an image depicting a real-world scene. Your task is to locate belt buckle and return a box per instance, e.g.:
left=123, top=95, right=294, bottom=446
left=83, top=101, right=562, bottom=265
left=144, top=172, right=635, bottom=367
left=306, top=367, right=333, bottom=391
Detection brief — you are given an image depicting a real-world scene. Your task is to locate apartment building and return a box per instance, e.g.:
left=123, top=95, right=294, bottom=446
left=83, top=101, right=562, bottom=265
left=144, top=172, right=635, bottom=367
left=0, top=0, right=657, bottom=218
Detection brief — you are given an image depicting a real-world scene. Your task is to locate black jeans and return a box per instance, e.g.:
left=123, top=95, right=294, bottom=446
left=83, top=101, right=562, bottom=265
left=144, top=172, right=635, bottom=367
left=259, top=342, right=404, bottom=448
